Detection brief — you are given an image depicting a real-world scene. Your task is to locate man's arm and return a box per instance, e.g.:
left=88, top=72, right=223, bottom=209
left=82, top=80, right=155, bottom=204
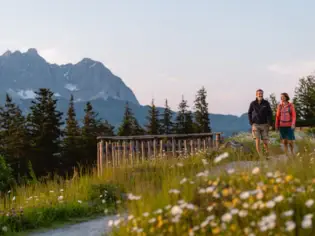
left=266, top=101, right=273, bottom=126
left=248, top=102, right=253, bottom=125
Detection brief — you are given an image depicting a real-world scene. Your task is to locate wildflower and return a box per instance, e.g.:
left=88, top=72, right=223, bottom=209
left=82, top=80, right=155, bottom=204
left=77, top=200, right=82, bottom=204
left=143, top=212, right=149, bottom=217
left=180, top=178, right=187, bottom=184
left=242, top=203, right=249, bottom=209
left=57, top=196, right=63, bottom=201
left=171, top=205, right=183, bottom=215
left=60, top=189, right=64, bottom=192
left=154, top=209, right=162, bottom=214
left=266, top=200, right=275, bottom=209
left=198, top=188, right=206, bottom=194
left=266, top=172, right=273, bottom=178
left=256, top=190, right=264, bottom=200
left=239, top=210, right=248, bottom=218
left=305, top=199, right=314, bottom=208
left=282, top=210, right=294, bottom=217
left=252, top=167, right=260, bottom=175
left=2, top=226, right=7, bottom=232
left=221, top=213, right=232, bottom=223
left=12, top=196, right=16, bottom=201
left=285, top=221, right=296, bottom=231
left=274, top=195, right=284, bottom=203
left=102, top=199, right=106, bottom=204
left=240, top=191, right=250, bottom=200
left=206, top=186, right=215, bottom=193
left=227, top=168, right=235, bottom=174
left=230, top=208, right=239, bottom=215
left=165, top=205, right=172, bottom=210
left=207, top=206, right=214, bottom=212
left=196, top=170, right=209, bottom=177
left=214, top=152, right=229, bottom=163
left=177, top=162, right=184, bottom=167
left=127, top=193, right=141, bottom=200
left=169, top=189, right=180, bottom=194
left=108, top=220, right=113, bottom=227
left=114, top=219, right=121, bottom=226
left=49, top=190, right=54, bottom=193
left=302, top=217, right=312, bottom=229
left=104, top=209, right=109, bottom=214
left=202, top=159, right=208, bottom=165
left=148, top=218, right=156, bottom=224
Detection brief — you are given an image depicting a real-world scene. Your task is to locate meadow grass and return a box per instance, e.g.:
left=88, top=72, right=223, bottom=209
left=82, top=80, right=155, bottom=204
left=102, top=133, right=315, bottom=235
left=0, top=168, right=125, bottom=235
left=1, top=131, right=315, bottom=235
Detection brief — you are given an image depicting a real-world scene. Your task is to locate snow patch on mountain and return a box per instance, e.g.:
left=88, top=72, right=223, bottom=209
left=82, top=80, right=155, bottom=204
left=64, top=84, right=79, bottom=92
left=16, top=89, right=36, bottom=99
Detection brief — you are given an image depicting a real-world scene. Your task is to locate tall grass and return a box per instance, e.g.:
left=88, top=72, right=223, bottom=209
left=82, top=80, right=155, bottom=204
left=102, top=135, right=315, bottom=235
left=0, top=167, right=124, bottom=235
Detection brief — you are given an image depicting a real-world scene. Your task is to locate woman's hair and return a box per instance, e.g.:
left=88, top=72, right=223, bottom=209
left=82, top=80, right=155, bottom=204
left=281, top=92, right=290, bottom=101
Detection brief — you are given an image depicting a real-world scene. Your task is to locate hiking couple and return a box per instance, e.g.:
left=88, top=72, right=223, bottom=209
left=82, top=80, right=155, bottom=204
left=248, top=89, right=296, bottom=156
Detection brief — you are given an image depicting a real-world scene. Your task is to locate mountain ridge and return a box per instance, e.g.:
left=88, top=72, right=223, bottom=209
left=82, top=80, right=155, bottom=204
left=0, top=48, right=250, bottom=136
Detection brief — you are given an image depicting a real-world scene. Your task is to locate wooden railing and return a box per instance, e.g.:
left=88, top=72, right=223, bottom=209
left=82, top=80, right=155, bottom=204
left=96, top=132, right=222, bottom=176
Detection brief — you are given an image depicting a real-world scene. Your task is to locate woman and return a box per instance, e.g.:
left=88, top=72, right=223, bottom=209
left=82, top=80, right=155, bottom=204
left=275, top=93, right=296, bottom=155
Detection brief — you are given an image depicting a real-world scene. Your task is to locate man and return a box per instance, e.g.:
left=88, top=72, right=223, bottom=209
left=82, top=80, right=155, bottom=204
left=248, top=89, right=272, bottom=156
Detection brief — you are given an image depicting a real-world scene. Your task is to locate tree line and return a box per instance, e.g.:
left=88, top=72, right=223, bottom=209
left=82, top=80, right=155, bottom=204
left=267, top=75, right=315, bottom=128
left=0, top=86, right=211, bottom=182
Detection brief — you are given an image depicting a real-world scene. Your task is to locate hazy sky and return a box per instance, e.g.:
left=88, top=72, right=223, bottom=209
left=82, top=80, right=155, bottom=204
left=1, top=0, right=315, bottom=115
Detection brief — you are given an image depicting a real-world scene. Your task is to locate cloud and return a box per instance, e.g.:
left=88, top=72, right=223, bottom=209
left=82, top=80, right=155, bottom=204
left=267, top=60, right=315, bottom=77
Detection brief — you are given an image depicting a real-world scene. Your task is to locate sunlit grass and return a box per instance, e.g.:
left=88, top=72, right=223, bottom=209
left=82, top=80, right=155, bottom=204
left=103, top=134, right=315, bottom=235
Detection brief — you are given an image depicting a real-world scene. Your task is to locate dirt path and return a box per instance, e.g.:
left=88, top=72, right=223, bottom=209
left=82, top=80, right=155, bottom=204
left=28, top=215, right=115, bottom=236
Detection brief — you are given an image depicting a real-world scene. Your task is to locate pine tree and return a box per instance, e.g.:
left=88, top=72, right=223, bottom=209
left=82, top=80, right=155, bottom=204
left=0, top=94, right=29, bottom=180
left=266, top=93, right=278, bottom=129
left=62, top=95, right=81, bottom=171
left=145, top=99, right=161, bottom=135
left=27, top=88, right=64, bottom=177
left=194, top=86, right=211, bottom=133
left=185, top=110, right=195, bottom=134
left=81, top=101, right=100, bottom=165
left=294, top=75, right=315, bottom=121
left=160, top=99, right=173, bottom=134
left=174, top=96, right=194, bottom=134
left=118, top=102, right=144, bottom=136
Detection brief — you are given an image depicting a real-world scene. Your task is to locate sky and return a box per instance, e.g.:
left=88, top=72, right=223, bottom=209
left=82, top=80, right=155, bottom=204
left=1, top=0, right=315, bottom=116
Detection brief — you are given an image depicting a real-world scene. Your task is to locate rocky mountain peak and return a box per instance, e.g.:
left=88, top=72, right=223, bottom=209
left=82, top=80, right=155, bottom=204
left=0, top=48, right=139, bottom=105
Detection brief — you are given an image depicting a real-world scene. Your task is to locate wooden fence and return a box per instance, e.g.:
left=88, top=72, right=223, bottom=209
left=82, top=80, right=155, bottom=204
left=96, top=132, right=222, bottom=176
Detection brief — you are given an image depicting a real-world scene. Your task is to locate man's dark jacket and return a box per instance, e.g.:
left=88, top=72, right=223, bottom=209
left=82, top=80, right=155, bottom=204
left=248, top=99, right=272, bottom=126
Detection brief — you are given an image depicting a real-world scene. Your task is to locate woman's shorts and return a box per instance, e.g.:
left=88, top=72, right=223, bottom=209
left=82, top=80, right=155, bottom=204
left=279, top=127, right=295, bottom=140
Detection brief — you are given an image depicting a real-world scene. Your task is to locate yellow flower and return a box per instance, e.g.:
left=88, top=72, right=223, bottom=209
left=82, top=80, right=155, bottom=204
left=157, top=215, right=163, bottom=228
left=285, top=175, right=293, bottom=182
left=168, top=225, right=173, bottom=233
left=212, top=227, right=221, bottom=234
left=208, top=180, right=213, bottom=185
left=232, top=198, right=239, bottom=206
left=223, top=201, right=233, bottom=208
left=149, top=227, right=155, bottom=233
left=273, top=185, right=278, bottom=193
left=230, top=224, right=237, bottom=232
left=248, top=196, right=254, bottom=204
left=222, top=188, right=230, bottom=197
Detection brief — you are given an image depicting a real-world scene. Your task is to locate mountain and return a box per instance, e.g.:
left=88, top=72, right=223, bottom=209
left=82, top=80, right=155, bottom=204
left=0, top=48, right=250, bottom=137
left=0, top=48, right=139, bottom=104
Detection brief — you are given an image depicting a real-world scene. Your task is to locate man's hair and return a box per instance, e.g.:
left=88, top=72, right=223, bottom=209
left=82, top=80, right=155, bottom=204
left=281, top=92, right=290, bottom=101
left=256, top=89, right=263, bottom=94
